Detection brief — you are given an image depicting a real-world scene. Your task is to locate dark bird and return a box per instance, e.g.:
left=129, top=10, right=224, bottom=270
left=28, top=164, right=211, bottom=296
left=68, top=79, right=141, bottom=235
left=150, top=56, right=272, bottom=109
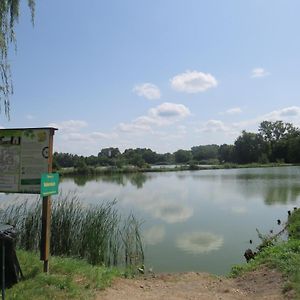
left=277, top=219, right=281, bottom=225
left=270, top=230, right=273, bottom=234
left=288, top=210, right=291, bottom=216
left=249, top=239, right=252, bottom=244
left=294, top=207, right=298, bottom=211
left=244, top=249, right=255, bottom=263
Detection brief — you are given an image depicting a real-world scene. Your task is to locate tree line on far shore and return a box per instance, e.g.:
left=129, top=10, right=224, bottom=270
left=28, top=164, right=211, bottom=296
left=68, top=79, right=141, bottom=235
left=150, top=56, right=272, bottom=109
left=53, top=120, right=300, bottom=171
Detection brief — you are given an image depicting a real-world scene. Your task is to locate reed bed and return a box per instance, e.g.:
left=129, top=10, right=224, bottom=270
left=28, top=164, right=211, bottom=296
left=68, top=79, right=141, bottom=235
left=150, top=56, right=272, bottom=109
left=0, top=193, right=144, bottom=267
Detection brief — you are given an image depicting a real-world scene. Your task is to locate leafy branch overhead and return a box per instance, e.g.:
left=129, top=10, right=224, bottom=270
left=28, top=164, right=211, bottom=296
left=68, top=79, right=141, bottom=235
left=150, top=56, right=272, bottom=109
left=0, top=0, right=35, bottom=118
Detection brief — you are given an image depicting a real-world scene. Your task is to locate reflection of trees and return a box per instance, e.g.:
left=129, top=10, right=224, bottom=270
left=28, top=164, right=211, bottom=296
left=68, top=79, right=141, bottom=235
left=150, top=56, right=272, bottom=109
left=71, top=173, right=149, bottom=189
left=97, top=174, right=126, bottom=186
left=264, top=184, right=300, bottom=205
left=128, top=173, right=147, bottom=189
left=73, top=176, right=89, bottom=186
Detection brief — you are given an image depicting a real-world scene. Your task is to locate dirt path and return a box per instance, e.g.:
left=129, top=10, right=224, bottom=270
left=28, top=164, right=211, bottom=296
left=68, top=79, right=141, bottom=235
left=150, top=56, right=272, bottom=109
left=97, top=267, right=292, bottom=300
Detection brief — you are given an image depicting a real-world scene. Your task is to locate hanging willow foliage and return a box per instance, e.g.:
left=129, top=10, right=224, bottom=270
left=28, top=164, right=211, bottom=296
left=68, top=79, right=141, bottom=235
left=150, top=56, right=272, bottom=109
left=0, top=0, right=35, bottom=118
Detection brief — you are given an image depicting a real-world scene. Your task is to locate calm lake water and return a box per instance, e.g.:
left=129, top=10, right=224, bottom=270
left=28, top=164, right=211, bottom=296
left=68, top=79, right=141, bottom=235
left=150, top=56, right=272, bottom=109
left=1, top=166, right=300, bottom=275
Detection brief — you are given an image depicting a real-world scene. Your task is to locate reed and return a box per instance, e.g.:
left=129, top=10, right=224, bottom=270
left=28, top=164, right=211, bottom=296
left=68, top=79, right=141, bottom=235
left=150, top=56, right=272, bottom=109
left=0, top=193, right=144, bottom=268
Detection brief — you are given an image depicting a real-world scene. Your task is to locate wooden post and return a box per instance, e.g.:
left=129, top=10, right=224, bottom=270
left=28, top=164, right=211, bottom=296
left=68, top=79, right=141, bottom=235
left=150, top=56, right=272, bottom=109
left=40, top=129, right=55, bottom=273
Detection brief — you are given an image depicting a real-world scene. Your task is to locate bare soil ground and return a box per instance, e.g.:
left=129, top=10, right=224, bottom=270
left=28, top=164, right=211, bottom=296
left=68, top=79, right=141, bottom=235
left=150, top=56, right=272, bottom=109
left=97, top=267, right=294, bottom=300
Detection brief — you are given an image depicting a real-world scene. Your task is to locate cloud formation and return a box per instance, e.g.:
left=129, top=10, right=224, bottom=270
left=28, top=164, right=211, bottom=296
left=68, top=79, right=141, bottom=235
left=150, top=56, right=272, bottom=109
left=26, top=114, right=35, bottom=120
left=170, top=70, right=218, bottom=93
left=133, top=83, right=161, bottom=100
left=198, top=120, right=234, bottom=134
left=251, top=68, right=270, bottom=78
left=119, top=102, right=191, bottom=134
left=48, top=120, right=88, bottom=132
left=220, top=107, right=242, bottom=115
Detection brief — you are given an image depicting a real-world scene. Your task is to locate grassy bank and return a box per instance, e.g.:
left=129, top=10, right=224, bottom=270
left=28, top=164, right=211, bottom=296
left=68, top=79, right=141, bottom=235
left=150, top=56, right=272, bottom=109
left=6, top=250, right=121, bottom=300
left=231, top=209, right=300, bottom=297
left=58, top=162, right=294, bottom=176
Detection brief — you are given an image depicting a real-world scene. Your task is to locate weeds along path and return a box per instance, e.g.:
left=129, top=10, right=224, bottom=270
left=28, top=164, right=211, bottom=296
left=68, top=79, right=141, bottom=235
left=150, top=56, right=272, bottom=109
left=97, top=267, right=289, bottom=300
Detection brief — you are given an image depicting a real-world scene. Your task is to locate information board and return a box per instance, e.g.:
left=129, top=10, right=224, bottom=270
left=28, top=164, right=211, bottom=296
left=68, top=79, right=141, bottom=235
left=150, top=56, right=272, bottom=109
left=0, top=128, right=55, bottom=193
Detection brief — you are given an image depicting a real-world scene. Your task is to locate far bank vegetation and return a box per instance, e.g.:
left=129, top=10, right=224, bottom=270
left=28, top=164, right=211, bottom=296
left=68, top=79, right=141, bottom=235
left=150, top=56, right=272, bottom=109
left=53, top=120, right=300, bottom=174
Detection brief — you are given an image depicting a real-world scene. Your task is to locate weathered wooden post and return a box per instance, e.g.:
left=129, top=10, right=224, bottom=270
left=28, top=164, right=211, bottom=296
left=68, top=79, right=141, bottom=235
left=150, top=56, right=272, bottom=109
left=40, top=128, right=54, bottom=273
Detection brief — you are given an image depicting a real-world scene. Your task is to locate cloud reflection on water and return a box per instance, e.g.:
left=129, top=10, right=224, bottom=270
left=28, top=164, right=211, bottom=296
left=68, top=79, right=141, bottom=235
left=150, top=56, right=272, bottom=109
left=143, top=225, right=166, bottom=245
left=150, top=202, right=193, bottom=223
left=176, top=231, right=224, bottom=254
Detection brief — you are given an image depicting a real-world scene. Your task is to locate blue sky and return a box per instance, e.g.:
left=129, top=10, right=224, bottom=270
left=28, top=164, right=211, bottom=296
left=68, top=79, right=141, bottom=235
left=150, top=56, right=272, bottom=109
left=1, top=0, right=300, bottom=155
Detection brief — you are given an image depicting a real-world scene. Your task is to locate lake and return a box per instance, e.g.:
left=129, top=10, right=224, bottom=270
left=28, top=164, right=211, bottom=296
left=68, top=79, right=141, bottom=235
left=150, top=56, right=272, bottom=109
left=1, top=166, right=300, bottom=275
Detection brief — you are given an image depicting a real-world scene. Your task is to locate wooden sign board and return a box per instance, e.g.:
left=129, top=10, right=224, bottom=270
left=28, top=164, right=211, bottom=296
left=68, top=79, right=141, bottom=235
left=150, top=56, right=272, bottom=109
left=0, top=128, right=56, bottom=194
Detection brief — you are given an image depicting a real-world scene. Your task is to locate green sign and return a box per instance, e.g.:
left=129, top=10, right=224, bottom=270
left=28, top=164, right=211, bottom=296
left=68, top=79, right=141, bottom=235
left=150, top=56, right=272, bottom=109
left=40, top=173, right=59, bottom=196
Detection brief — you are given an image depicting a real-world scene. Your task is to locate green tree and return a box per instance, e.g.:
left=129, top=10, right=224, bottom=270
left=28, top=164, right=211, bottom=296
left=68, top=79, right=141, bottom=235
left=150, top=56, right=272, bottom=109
left=218, top=144, right=235, bottom=163
left=259, top=121, right=300, bottom=162
left=174, top=149, right=192, bottom=164
left=191, top=145, right=219, bottom=162
left=287, top=135, right=300, bottom=163
left=234, top=131, right=268, bottom=164
left=0, top=0, right=35, bottom=117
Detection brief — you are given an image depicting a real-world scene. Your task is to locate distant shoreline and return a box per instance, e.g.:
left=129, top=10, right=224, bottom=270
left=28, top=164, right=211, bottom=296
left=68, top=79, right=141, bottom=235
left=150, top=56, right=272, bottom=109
left=56, top=163, right=297, bottom=176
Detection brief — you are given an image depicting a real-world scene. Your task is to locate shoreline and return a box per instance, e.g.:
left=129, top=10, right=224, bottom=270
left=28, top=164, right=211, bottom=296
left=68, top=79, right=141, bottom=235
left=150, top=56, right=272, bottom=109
left=57, top=163, right=297, bottom=176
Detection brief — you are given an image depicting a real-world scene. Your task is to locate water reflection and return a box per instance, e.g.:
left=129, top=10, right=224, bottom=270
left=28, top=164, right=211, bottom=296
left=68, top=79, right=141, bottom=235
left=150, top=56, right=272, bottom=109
left=231, top=206, right=247, bottom=215
left=150, top=202, right=193, bottom=224
left=65, top=173, right=148, bottom=189
left=264, top=185, right=300, bottom=205
left=176, top=231, right=224, bottom=254
left=143, top=225, right=166, bottom=245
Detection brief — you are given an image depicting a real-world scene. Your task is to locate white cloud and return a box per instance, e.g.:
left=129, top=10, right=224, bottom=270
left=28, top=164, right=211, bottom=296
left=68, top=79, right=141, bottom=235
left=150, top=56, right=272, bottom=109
left=90, top=131, right=118, bottom=139
left=198, top=120, right=230, bottom=133
left=265, top=106, right=300, bottom=119
left=119, top=121, right=152, bottom=133
left=170, top=70, right=218, bottom=93
left=251, top=68, right=270, bottom=78
left=118, top=102, right=191, bottom=134
left=26, top=114, right=34, bottom=120
left=48, top=120, right=88, bottom=132
left=235, top=106, right=300, bottom=130
left=133, top=83, right=161, bottom=100
left=220, top=107, right=242, bottom=115
left=149, top=102, right=190, bottom=119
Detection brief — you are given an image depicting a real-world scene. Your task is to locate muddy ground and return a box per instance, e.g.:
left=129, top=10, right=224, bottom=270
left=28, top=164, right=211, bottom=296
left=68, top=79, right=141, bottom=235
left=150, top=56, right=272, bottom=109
left=97, top=267, right=294, bottom=300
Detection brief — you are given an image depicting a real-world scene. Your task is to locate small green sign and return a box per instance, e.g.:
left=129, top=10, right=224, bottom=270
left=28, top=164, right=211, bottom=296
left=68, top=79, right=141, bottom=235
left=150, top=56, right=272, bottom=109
left=40, top=173, right=59, bottom=196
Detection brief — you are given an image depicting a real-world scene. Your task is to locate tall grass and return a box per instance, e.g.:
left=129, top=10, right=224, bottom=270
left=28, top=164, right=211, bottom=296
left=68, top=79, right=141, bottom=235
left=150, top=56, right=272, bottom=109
left=0, top=193, right=144, bottom=268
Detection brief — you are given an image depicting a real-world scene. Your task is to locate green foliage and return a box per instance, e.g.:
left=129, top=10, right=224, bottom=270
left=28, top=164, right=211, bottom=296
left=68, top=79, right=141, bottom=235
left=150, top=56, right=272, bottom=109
left=53, top=120, right=300, bottom=172
left=234, top=131, right=269, bottom=164
left=174, top=149, right=192, bottom=163
left=6, top=250, right=120, bottom=300
left=288, top=209, right=300, bottom=240
left=231, top=209, right=300, bottom=297
left=0, top=194, right=144, bottom=268
left=0, top=0, right=35, bottom=117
